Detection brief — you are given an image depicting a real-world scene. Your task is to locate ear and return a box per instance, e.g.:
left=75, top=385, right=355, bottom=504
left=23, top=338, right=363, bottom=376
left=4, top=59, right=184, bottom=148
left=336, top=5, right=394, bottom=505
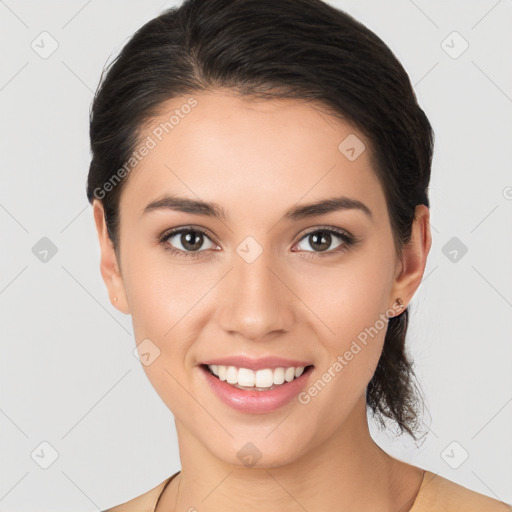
left=92, top=199, right=130, bottom=314
left=389, top=204, right=432, bottom=315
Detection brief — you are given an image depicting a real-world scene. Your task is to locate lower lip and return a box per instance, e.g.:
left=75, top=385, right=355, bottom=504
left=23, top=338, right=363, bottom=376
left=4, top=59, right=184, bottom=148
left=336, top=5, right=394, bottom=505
left=199, top=365, right=314, bottom=414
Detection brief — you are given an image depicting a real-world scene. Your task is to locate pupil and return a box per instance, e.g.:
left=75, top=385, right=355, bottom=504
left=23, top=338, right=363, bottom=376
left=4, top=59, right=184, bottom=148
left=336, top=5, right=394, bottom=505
left=182, top=231, right=203, bottom=251
left=310, top=231, right=331, bottom=252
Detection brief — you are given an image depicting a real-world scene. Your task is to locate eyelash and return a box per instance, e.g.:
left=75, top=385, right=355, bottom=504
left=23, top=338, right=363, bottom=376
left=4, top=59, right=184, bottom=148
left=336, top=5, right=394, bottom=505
left=157, top=226, right=358, bottom=260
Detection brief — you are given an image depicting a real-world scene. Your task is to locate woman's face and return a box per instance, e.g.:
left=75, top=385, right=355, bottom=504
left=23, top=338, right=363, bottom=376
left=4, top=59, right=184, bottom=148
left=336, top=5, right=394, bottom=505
left=94, top=90, right=420, bottom=467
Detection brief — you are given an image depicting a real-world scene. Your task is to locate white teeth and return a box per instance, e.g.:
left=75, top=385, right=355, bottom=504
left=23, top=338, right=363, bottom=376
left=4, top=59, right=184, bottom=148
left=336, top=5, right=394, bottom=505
left=284, top=367, right=295, bottom=382
left=207, top=364, right=308, bottom=388
left=226, top=366, right=238, bottom=384
left=273, top=367, right=285, bottom=385
left=238, top=367, right=256, bottom=387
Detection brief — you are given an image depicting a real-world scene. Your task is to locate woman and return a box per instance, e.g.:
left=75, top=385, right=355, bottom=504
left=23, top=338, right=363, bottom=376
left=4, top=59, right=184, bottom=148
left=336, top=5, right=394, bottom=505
left=87, top=0, right=511, bottom=510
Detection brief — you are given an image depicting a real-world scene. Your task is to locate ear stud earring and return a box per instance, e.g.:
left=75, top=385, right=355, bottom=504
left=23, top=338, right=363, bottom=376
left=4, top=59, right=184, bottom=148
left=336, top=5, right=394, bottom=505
left=113, top=296, right=118, bottom=302
left=394, top=297, right=405, bottom=313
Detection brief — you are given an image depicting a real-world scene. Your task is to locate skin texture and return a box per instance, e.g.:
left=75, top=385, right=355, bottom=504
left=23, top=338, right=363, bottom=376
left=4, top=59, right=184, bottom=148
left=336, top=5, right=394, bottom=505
left=93, top=90, right=431, bottom=511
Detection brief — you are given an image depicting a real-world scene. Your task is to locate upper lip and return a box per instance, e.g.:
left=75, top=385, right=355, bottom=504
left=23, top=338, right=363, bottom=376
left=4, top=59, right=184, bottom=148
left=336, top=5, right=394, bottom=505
left=200, top=355, right=314, bottom=371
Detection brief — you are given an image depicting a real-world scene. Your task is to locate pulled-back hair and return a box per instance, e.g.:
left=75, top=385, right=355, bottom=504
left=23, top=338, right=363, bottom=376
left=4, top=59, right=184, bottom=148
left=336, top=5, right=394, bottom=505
left=87, top=0, right=434, bottom=440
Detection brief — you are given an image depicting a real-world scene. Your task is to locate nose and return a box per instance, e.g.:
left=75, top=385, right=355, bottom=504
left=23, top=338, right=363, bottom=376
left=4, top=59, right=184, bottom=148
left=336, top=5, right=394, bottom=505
left=216, top=249, right=296, bottom=341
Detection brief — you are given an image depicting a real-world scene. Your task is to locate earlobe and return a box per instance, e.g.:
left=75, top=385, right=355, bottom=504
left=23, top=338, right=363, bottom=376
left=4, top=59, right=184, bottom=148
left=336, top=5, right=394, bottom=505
left=92, top=199, right=131, bottom=314
left=390, top=205, right=432, bottom=312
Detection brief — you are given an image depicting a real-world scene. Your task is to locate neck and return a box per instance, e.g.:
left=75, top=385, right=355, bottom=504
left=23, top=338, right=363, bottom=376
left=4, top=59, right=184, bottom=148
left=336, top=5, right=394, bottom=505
left=161, top=397, right=420, bottom=512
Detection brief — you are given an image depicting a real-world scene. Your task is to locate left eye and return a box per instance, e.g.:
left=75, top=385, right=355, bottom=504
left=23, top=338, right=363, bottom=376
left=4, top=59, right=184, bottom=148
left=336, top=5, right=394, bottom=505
left=294, top=229, right=350, bottom=253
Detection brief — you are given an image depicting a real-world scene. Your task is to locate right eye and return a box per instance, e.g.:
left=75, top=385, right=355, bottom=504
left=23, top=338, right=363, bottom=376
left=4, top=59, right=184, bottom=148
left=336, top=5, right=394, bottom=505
left=159, top=227, right=219, bottom=259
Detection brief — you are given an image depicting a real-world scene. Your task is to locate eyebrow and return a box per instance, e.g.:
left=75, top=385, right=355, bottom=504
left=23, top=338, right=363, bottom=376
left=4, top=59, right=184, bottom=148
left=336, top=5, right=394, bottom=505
left=142, top=194, right=373, bottom=221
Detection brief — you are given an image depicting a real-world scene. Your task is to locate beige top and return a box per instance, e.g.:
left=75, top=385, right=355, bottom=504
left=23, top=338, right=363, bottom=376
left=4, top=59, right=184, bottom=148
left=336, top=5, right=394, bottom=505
left=103, top=469, right=512, bottom=511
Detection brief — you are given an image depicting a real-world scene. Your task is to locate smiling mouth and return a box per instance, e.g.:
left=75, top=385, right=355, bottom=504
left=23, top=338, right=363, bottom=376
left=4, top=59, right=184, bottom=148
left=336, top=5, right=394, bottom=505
left=200, top=363, right=315, bottom=391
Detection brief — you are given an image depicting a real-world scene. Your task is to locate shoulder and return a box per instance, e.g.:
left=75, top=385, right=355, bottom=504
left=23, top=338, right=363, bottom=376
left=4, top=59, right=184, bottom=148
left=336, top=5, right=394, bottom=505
left=102, top=472, right=178, bottom=512
left=412, top=470, right=512, bottom=512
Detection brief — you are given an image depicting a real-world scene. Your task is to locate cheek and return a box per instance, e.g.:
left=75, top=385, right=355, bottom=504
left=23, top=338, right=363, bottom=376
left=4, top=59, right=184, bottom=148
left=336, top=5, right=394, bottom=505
left=124, top=256, right=200, bottom=412
left=292, top=251, right=393, bottom=387
left=122, top=247, right=205, bottom=339
left=294, top=254, right=394, bottom=344
left=122, top=251, right=207, bottom=398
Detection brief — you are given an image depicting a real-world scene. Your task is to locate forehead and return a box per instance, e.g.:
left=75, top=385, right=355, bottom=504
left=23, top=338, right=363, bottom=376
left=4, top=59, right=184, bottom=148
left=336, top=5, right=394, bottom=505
left=119, top=90, right=386, bottom=224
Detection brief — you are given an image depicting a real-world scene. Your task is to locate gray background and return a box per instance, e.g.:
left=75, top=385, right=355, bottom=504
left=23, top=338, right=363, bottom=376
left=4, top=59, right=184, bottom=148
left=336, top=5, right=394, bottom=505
left=1, top=0, right=511, bottom=510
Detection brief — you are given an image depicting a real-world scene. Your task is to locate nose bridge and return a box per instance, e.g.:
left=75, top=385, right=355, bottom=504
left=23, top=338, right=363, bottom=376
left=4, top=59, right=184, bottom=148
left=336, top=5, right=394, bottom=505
left=217, top=243, right=294, bottom=340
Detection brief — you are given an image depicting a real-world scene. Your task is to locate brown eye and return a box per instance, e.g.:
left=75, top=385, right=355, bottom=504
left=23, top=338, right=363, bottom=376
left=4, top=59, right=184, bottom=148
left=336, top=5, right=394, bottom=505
left=175, top=230, right=205, bottom=251
left=294, top=228, right=353, bottom=255
left=160, top=227, right=217, bottom=257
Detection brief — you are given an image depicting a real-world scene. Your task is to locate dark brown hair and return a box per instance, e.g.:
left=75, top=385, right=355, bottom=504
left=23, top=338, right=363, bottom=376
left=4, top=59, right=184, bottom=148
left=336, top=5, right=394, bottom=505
left=87, top=0, right=434, bottom=440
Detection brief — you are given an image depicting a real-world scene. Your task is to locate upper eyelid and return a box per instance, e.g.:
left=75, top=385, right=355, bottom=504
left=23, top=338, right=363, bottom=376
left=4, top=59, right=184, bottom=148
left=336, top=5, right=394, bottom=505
left=299, top=226, right=349, bottom=237
left=160, top=226, right=217, bottom=245
left=294, top=227, right=353, bottom=249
